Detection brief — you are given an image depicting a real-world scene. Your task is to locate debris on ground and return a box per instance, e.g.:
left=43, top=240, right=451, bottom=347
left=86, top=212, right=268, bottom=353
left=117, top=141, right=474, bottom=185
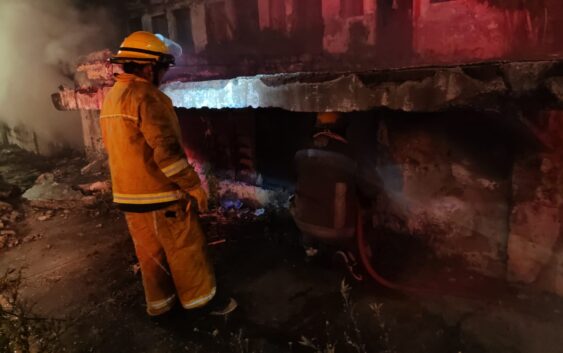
left=0, top=146, right=114, bottom=252
left=0, top=201, right=21, bottom=249
left=0, top=175, right=19, bottom=200
left=0, top=269, right=65, bottom=352
left=78, top=180, right=111, bottom=194
left=22, top=173, right=88, bottom=209
left=80, top=157, right=108, bottom=176
left=37, top=210, right=55, bottom=222
left=0, top=201, right=13, bottom=212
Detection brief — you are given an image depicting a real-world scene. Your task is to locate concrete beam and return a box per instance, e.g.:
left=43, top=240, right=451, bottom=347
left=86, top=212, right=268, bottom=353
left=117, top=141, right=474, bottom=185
left=162, top=67, right=508, bottom=112
left=52, top=60, right=563, bottom=116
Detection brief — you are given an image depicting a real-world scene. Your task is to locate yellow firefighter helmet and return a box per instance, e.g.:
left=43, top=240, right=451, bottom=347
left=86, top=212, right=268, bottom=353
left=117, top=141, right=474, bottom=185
left=110, top=31, right=175, bottom=65
left=316, top=112, right=341, bottom=125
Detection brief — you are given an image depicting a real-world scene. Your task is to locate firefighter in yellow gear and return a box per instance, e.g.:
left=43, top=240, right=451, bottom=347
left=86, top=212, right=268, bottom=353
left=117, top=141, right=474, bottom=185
left=100, top=31, right=235, bottom=316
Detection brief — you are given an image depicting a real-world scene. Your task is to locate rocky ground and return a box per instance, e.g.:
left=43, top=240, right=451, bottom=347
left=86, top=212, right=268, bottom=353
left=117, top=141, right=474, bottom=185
left=2, top=145, right=563, bottom=353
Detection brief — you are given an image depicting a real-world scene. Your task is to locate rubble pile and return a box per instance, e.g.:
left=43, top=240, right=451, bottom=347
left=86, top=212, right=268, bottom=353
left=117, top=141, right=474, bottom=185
left=80, top=158, right=107, bottom=177
left=200, top=193, right=285, bottom=246
left=0, top=145, right=112, bottom=250
left=21, top=156, right=111, bottom=210
left=22, top=173, right=94, bottom=209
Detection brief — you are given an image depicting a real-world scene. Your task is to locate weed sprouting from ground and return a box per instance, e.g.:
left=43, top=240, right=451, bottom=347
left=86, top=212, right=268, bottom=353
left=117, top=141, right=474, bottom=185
left=230, top=328, right=253, bottom=353
left=298, top=334, right=336, bottom=353
left=369, top=302, right=393, bottom=353
left=298, top=279, right=395, bottom=353
left=0, top=269, right=65, bottom=353
left=341, top=279, right=366, bottom=353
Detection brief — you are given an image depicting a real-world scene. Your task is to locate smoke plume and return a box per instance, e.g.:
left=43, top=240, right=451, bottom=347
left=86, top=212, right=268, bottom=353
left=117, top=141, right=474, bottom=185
left=0, top=0, right=117, bottom=154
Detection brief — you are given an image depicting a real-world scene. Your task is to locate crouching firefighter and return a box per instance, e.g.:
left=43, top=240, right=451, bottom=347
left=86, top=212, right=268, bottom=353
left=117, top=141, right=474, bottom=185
left=100, top=31, right=236, bottom=317
left=291, top=112, right=364, bottom=280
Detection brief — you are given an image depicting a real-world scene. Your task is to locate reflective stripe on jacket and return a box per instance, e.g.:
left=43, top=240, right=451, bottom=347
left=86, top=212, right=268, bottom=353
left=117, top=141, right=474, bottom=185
left=100, top=73, right=200, bottom=206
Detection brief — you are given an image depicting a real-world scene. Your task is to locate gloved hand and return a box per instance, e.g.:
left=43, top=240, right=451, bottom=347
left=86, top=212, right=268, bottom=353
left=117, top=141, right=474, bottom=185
left=186, top=185, right=208, bottom=213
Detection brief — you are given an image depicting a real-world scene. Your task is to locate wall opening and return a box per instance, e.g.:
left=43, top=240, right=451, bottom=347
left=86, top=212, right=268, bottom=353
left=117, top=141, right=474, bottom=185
left=206, top=1, right=231, bottom=45
left=376, top=0, right=413, bottom=63
left=152, top=13, right=169, bottom=37
left=128, top=16, right=143, bottom=33
left=173, top=8, right=194, bottom=52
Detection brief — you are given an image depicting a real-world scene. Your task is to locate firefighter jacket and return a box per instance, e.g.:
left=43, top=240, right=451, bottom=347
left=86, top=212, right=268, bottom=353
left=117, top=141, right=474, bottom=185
left=100, top=73, right=200, bottom=209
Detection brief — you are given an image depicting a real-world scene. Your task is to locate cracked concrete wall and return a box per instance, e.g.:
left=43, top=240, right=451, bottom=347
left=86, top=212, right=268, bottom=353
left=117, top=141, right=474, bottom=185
left=80, top=110, right=104, bottom=159
left=368, top=113, right=513, bottom=277
left=364, top=108, right=563, bottom=296
left=51, top=51, right=117, bottom=158
left=508, top=110, right=563, bottom=296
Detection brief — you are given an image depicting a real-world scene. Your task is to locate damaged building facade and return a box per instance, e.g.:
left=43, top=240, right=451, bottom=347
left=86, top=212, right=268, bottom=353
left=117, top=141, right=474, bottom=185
left=52, top=0, right=563, bottom=297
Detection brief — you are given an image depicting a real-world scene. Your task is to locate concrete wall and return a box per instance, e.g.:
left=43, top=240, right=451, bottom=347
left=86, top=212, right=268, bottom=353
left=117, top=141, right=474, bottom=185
left=124, top=0, right=563, bottom=79
left=508, top=110, right=563, bottom=296
left=414, top=0, right=531, bottom=62
left=365, top=112, right=513, bottom=277
left=348, top=109, right=563, bottom=297
left=80, top=110, right=104, bottom=159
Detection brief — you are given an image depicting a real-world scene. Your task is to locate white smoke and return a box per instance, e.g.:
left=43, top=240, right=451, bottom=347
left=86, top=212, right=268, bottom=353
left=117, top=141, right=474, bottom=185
left=0, top=0, right=116, bottom=154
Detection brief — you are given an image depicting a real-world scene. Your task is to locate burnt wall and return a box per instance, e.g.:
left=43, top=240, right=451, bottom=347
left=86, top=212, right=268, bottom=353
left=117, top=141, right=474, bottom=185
left=370, top=111, right=516, bottom=276
left=176, top=109, right=256, bottom=182
left=175, top=106, right=525, bottom=278
left=508, top=110, right=563, bottom=295
left=352, top=108, right=563, bottom=295
left=175, top=108, right=314, bottom=189
left=128, top=0, right=563, bottom=81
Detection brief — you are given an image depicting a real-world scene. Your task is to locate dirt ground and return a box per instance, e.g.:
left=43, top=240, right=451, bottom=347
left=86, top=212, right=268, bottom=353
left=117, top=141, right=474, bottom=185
left=2, top=146, right=563, bottom=353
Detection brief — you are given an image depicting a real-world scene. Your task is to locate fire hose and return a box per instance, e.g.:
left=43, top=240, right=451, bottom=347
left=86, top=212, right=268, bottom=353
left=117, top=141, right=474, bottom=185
left=355, top=209, right=435, bottom=296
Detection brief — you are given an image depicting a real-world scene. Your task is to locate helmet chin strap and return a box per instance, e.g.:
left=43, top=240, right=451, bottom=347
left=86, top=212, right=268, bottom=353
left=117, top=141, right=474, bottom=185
left=151, top=63, right=169, bottom=87
left=152, top=72, right=160, bottom=87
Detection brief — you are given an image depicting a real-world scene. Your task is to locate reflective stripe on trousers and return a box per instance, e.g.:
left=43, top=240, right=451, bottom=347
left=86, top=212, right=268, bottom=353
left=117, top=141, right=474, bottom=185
left=114, top=190, right=183, bottom=205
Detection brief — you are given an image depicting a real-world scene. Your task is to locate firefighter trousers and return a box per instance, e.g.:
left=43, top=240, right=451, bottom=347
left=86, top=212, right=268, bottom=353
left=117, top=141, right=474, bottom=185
left=124, top=202, right=216, bottom=316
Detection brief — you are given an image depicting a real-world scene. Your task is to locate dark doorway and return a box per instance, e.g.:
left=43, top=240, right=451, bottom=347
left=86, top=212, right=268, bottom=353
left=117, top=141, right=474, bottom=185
left=206, top=2, right=230, bottom=45
left=173, top=8, right=194, bottom=53
left=293, top=0, right=324, bottom=54
left=234, top=0, right=260, bottom=41
left=152, top=14, right=169, bottom=37
left=376, top=0, right=414, bottom=65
